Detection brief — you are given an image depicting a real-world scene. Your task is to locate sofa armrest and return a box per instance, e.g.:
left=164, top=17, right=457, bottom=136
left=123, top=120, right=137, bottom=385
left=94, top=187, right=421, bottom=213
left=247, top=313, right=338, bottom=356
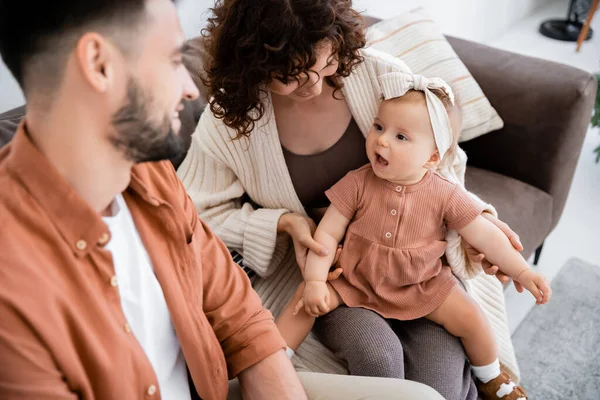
left=448, top=36, right=597, bottom=231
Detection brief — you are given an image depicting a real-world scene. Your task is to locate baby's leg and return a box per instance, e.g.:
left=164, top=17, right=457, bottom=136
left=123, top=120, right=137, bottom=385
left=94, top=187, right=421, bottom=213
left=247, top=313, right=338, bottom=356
left=426, top=287, right=527, bottom=399
left=425, top=286, right=496, bottom=366
left=276, top=282, right=343, bottom=352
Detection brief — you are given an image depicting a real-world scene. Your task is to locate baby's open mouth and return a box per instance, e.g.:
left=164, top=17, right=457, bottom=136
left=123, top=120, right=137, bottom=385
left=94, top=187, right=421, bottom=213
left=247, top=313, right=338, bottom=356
left=376, top=154, right=389, bottom=166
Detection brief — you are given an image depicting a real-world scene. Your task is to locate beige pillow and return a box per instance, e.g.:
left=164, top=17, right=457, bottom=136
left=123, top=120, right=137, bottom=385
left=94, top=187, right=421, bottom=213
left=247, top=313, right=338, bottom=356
left=365, top=8, right=504, bottom=142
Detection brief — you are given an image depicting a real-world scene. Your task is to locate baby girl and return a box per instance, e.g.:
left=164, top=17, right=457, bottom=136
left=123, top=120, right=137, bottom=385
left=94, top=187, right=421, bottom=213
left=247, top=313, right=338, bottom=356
left=276, top=72, right=551, bottom=400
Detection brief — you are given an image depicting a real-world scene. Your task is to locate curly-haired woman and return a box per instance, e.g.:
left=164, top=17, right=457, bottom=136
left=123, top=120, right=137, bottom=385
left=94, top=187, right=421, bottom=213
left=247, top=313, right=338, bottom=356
left=177, top=1, right=523, bottom=399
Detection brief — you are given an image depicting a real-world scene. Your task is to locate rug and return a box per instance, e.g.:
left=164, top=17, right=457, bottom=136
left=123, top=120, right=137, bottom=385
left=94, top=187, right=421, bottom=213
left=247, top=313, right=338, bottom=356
left=511, top=258, right=600, bottom=399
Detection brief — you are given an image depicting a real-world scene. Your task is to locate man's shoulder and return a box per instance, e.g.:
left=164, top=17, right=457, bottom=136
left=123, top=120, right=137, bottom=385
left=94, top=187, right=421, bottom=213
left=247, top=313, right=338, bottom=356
left=131, top=160, right=194, bottom=224
left=0, top=193, right=55, bottom=303
left=0, top=162, right=35, bottom=238
left=131, top=160, right=180, bottom=196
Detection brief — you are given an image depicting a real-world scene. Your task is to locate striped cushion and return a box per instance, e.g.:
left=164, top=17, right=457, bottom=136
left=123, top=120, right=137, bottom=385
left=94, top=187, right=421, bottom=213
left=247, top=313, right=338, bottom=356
left=366, top=8, right=504, bottom=142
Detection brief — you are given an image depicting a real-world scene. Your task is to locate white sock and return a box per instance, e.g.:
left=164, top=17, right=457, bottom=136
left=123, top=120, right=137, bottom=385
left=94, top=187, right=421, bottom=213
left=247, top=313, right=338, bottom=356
left=497, top=382, right=525, bottom=399
left=472, top=359, right=501, bottom=383
left=285, top=347, right=295, bottom=359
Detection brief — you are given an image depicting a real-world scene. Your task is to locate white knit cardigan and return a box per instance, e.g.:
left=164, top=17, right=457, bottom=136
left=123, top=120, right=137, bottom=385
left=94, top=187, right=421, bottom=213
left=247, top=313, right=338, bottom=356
left=177, top=47, right=520, bottom=381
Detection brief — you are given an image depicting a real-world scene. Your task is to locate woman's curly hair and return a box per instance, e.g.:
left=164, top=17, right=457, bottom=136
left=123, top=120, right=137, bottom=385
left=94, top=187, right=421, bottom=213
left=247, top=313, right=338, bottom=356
left=202, top=0, right=366, bottom=139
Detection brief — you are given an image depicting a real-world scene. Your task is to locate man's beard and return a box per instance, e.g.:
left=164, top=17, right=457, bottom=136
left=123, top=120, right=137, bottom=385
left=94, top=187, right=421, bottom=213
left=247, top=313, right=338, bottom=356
left=110, top=78, right=184, bottom=164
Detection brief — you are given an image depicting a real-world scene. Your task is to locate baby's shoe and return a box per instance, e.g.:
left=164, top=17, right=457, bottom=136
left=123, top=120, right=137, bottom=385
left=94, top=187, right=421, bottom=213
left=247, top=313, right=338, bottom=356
left=477, top=372, right=527, bottom=400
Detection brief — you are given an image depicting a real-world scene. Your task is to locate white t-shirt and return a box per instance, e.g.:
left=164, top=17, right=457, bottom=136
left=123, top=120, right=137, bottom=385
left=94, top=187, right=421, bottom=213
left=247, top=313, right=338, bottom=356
left=103, top=194, right=192, bottom=400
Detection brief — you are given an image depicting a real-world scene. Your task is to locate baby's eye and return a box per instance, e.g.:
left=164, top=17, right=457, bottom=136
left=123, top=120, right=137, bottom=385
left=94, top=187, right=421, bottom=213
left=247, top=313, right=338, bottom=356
left=373, top=123, right=383, bottom=131
left=396, top=133, right=407, bottom=141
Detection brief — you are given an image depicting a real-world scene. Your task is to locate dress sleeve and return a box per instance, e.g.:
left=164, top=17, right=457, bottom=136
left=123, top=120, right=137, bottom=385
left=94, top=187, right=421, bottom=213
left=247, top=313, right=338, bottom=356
left=444, top=185, right=486, bottom=230
left=325, top=171, right=361, bottom=220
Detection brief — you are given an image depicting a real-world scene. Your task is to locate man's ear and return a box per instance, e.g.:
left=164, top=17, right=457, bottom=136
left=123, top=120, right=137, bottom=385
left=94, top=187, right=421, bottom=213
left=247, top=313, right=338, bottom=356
left=75, top=32, right=115, bottom=93
left=424, top=150, right=441, bottom=169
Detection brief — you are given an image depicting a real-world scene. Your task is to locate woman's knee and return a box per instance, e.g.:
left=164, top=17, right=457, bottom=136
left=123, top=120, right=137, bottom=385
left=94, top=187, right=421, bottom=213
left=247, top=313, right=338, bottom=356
left=395, top=318, right=477, bottom=400
left=351, top=336, right=405, bottom=378
left=313, top=307, right=405, bottom=378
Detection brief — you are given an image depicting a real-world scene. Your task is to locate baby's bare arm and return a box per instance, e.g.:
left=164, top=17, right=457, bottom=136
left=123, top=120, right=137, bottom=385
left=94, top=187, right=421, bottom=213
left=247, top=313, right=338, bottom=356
left=303, top=205, right=351, bottom=282
left=300, top=206, right=350, bottom=316
left=458, top=216, right=552, bottom=304
left=457, top=216, right=529, bottom=279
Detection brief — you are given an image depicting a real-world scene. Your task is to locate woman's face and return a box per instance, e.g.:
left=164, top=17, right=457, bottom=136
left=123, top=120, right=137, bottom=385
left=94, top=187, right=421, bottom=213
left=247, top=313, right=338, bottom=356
left=267, top=40, right=339, bottom=102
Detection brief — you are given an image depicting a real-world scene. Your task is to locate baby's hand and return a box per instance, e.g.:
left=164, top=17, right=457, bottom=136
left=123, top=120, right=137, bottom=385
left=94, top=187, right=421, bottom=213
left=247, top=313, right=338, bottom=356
left=514, top=269, right=552, bottom=305
left=295, top=281, right=330, bottom=317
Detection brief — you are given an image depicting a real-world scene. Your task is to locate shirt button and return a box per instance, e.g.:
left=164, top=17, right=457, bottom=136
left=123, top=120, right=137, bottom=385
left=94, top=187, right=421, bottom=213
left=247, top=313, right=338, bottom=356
left=391, top=209, right=397, bottom=216
left=124, top=323, right=132, bottom=333
left=76, top=240, right=87, bottom=250
left=110, top=276, right=118, bottom=287
left=385, top=232, right=392, bottom=239
left=147, top=385, right=157, bottom=396
left=395, top=186, right=402, bottom=192
left=98, top=233, right=110, bottom=246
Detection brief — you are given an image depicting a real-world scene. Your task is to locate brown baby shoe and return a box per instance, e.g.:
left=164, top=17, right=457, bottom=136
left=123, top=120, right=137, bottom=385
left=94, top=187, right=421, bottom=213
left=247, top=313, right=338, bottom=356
left=477, top=372, right=528, bottom=400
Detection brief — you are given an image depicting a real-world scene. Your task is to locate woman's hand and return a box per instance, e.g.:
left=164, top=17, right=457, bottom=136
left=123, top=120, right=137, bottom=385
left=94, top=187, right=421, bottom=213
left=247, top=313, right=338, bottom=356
left=465, top=213, right=525, bottom=292
left=278, top=213, right=329, bottom=271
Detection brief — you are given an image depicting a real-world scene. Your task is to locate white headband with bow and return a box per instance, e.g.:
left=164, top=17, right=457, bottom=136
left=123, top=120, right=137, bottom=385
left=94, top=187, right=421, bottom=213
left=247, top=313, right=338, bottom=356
left=377, top=72, right=455, bottom=159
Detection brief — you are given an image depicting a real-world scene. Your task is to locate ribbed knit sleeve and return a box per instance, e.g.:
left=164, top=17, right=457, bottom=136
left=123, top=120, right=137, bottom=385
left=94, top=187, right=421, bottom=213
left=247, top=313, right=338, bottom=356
left=444, top=185, right=486, bottom=230
left=177, top=113, right=290, bottom=278
left=325, top=171, right=360, bottom=220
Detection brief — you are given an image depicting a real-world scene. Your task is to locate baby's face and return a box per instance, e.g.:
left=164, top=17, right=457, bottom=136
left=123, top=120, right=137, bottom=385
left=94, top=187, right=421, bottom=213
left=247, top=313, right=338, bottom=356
left=366, top=99, right=438, bottom=184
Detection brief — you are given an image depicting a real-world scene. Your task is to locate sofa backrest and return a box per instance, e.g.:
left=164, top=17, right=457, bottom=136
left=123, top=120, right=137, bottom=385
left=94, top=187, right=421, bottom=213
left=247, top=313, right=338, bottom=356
left=0, top=105, right=25, bottom=149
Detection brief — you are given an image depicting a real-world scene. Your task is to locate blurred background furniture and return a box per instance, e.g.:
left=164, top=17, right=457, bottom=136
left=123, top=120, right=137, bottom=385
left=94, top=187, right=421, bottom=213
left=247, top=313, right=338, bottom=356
left=576, top=0, right=599, bottom=51
left=539, top=0, right=596, bottom=47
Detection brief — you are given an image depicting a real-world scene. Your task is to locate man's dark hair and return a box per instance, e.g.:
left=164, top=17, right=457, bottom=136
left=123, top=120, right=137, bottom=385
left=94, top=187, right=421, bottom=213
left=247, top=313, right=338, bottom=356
left=0, top=1, right=151, bottom=95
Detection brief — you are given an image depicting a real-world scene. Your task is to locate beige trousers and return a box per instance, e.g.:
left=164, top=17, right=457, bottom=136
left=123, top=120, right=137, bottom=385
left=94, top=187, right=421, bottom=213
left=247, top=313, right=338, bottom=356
left=227, top=372, right=444, bottom=400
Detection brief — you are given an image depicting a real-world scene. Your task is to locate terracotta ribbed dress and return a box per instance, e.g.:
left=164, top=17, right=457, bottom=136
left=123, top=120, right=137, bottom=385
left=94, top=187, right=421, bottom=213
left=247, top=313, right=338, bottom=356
left=326, top=164, right=484, bottom=320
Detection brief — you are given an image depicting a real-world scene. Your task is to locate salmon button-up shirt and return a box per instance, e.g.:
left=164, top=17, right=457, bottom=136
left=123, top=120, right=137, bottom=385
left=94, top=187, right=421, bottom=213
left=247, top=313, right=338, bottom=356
left=0, top=122, right=286, bottom=400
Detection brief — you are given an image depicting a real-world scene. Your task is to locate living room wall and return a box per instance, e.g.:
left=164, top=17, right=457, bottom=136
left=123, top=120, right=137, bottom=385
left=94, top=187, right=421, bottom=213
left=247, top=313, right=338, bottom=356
left=0, top=0, right=547, bottom=113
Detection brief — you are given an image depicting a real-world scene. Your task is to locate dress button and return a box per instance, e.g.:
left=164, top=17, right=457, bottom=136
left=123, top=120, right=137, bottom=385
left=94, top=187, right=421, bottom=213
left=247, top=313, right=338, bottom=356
left=76, top=240, right=87, bottom=250
left=395, top=186, right=402, bottom=192
left=391, top=209, right=397, bottom=216
left=147, top=385, right=157, bottom=396
left=110, top=276, right=118, bottom=287
left=98, top=233, right=110, bottom=246
left=124, top=323, right=132, bottom=333
left=385, top=232, right=392, bottom=239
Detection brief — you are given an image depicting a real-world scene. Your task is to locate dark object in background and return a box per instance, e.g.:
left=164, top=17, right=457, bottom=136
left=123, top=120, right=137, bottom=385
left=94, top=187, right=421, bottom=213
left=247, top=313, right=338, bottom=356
left=539, top=0, right=594, bottom=41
